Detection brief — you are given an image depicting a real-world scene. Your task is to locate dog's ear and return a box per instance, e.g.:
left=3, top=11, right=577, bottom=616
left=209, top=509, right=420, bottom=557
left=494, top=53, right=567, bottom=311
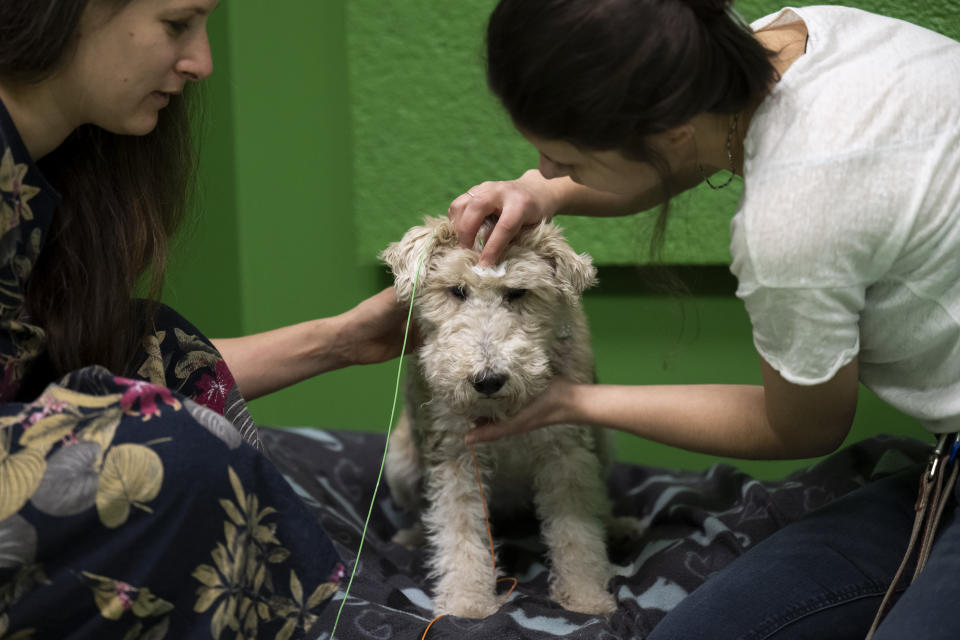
left=529, top=223, right=598, bottom=301
left=379, top=216, right=459, bottom=302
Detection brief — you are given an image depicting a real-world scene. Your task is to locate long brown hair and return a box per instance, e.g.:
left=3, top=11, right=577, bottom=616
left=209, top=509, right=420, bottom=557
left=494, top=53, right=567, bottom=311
left=0, top=0, right=198, bottom=378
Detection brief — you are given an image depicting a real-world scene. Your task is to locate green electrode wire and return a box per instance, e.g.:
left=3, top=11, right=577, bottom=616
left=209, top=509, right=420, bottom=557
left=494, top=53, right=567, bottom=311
left=329, top=232, right=433, bottom=639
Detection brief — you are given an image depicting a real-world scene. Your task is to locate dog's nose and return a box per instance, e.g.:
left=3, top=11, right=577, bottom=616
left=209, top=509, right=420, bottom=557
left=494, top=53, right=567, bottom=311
left=472, top=372, right=507, bottom=396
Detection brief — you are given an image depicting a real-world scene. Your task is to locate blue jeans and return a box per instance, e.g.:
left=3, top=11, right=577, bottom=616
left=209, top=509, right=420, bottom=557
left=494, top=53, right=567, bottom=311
left=648, top=464, right=960, bottom=640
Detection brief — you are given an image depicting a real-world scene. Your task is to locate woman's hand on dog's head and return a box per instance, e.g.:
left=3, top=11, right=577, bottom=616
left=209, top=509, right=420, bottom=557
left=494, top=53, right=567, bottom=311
left=448, top=169, right=562, bottom=268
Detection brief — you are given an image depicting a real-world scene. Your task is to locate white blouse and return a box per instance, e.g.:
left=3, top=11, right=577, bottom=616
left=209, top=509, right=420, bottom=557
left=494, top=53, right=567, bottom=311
left=731, top=5, right=960, bottom=432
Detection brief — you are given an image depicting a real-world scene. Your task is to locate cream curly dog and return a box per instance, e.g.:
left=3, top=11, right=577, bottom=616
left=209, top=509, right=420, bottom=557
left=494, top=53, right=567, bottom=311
left=381, top=216, right=634, bottom=619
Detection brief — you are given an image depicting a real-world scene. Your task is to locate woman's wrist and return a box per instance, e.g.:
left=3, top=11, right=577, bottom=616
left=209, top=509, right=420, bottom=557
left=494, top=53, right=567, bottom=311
left=554, top=379, right=587, bottom=425
left=290, top=314, right=352, bottom=376
left=321, top=312, right=357, bottom=372
left=519, top=168, right=568, bottom=219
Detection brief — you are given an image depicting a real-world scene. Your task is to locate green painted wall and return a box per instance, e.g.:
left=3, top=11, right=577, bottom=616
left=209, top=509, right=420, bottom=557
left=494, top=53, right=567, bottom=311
left=164, top=1, right=957, bottom=480
left=163, top=8, right=241, bottom=339
left=348, top=0, right=742, bottom=265
left=349, top=0, right=960, bottom=265
left=167, top=2, right=402, bottom=433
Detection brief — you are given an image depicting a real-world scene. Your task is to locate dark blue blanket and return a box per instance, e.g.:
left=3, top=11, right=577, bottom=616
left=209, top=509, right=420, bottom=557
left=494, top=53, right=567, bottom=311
left=261, top=427, right=930, bottom=640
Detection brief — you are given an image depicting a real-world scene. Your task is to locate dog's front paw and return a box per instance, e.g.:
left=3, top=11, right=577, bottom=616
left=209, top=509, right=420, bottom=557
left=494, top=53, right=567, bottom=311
left=551, top=583, right=617, bottom=616
left=605, top=515, right=647, bottom=545
left=434, top=592, right=501, bottom=619
left=391, top=523, right=425, bottom=549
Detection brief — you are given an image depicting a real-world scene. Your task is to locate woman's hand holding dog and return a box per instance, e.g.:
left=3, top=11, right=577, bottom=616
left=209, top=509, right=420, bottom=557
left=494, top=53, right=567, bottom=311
left=214, top=288, right=415, bottom=400
left=335, top=287, right=420, bottom=366
left=468, top=371, right=858, bottom=460
left=465, top=377, right=578, bottom=444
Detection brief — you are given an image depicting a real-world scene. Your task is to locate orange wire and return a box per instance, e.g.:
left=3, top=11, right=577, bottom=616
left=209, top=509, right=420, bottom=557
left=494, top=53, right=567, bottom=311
left=421, top=441, right=517, bottom=639
left=422, top=614, right=447, bottom=638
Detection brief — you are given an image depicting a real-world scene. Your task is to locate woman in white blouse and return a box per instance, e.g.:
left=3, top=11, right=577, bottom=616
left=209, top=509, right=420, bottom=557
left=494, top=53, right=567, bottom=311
left=449, top=1, right=960, bottom=638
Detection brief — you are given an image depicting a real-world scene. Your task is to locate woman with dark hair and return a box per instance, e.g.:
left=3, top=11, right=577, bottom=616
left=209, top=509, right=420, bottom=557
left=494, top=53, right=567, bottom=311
left=0, top=1, right=408, bottom=637
left=450, top=0, right=960, bottom=638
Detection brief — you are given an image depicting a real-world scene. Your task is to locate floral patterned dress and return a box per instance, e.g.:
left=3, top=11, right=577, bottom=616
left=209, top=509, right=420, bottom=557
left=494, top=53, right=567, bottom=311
left=0, top=98, right=343, bottom=639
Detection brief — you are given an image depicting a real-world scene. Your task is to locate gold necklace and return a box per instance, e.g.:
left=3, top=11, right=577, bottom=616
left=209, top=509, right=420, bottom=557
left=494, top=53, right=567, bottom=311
left=699, top=112, right=740, bottom=190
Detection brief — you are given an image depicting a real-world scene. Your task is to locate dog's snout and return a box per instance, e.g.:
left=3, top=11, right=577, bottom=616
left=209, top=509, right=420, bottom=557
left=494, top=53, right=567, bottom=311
left=472, top=372, right=507, bottom=396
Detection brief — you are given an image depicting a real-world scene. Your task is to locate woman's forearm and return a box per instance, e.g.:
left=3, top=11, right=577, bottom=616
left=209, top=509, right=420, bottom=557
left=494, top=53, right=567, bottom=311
left=212, top=316, right=350, bottom=401
left=530, top=170, right=662, bottom=218
left=533, top=166, right=704, bottom=219
left=211, top=288, right=409, bottom=401
left=565, top=383, right=842, bottom=460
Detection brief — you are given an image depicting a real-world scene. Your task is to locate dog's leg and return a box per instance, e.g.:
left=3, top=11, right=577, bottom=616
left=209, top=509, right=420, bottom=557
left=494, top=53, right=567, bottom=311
left=423, top=452, right=501, bottom=618
left=590, top=429, right=647, bottom=545
left=386, top=411, right=425, bottom=548
left=533, top=433, right=617, bottom=615
left=604, top=515, right=647, bottom=546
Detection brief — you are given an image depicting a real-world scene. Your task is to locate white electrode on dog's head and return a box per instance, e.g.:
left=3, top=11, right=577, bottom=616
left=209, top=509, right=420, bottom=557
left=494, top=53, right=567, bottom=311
left=472, top=215, right=497, bottom=251
left=471, top=263, right=506, bottom=278
left=468, top=216, right=507, bottom=277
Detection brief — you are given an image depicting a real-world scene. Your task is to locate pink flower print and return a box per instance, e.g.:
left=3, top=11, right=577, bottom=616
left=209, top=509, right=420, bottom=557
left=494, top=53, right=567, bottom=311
left=0, top=360, right=20, bottom=402
left=115, top=376, right=182, bottom=419
left=23, top=394, right=72, bottom=429
left=11, top=176, right=22, bottom=215
left=37, top=395, right=70, bottom=415
left=328, top=563, right=346, bottom=586
left=115, top=581, right=134, bottom=611
left=195, top=360, right=235, bottom=415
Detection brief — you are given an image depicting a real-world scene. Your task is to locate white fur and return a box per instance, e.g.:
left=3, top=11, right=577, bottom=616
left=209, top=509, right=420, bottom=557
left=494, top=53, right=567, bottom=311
left=380, top=216, right=642, bottom=619
left=470, top=264, right=506, bottom=278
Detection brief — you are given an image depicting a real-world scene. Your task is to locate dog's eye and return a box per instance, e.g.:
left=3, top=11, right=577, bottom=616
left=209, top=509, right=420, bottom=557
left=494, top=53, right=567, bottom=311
left=504, top=288, right=527, bottom=302
left=449, top=285, right=468, bottom=301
